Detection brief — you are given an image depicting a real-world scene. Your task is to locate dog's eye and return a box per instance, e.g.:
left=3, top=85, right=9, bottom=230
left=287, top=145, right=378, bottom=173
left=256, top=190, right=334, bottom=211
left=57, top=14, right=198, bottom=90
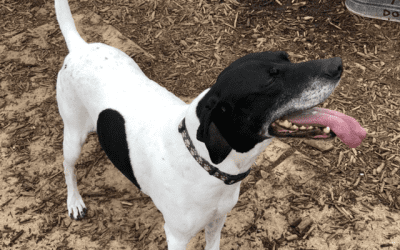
left=269, top=68, right=279, bottom=76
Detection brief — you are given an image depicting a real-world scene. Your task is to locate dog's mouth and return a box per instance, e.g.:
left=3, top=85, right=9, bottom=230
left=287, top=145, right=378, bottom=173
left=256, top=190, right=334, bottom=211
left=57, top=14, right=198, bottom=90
left=270, top=117, right=336, bottom=139
left=268, top=107, right=367, bottom=148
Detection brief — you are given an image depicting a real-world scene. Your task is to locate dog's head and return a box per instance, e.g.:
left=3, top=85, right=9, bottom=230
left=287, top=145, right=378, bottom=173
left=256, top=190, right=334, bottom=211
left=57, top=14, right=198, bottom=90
left=196, top=51, right=366, bottom=164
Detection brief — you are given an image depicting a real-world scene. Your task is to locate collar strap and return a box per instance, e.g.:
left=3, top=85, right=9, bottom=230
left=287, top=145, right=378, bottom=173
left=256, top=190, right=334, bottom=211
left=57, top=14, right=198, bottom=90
left=178, top=118, right=251, bottom=185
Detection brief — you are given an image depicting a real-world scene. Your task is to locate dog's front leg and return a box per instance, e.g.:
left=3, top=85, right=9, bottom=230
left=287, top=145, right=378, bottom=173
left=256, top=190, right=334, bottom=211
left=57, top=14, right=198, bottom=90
left=163, top=222, right=191, bottom=250
left=204, top=214, right=227, bottom=250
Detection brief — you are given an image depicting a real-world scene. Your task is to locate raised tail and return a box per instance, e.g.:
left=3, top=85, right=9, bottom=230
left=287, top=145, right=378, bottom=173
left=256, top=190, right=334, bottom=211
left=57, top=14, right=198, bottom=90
left=55, top=0, right=86, bottom=52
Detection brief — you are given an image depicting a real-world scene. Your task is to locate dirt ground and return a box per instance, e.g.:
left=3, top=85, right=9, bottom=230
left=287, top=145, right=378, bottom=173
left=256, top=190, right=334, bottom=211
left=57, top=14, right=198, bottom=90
left=1, top=0, right=400, bottom=249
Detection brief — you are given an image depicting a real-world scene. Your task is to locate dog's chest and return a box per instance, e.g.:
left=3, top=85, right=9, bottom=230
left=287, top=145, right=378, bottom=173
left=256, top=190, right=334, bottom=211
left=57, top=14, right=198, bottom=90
left=124, top=116, right=241, bottom=214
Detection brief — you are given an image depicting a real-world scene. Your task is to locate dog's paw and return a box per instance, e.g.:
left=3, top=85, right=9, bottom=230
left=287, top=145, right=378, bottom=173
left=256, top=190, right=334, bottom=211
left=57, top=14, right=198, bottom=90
left=67, top=194, right=87, bottom=220
left=69, top=207, right=87, bottom=220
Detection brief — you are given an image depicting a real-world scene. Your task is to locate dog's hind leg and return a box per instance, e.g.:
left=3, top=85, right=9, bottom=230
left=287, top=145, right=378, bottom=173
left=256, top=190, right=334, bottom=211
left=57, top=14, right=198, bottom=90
left=204, top=214, right=227, bottom=250
left=57, top=79, right=94, bottom=220
left=62, top=122, right=90, bottom=220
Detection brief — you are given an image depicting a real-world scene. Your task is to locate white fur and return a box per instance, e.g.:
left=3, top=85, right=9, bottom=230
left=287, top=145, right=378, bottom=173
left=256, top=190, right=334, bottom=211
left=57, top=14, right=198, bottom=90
left=55, top=0, right=272, bottom=249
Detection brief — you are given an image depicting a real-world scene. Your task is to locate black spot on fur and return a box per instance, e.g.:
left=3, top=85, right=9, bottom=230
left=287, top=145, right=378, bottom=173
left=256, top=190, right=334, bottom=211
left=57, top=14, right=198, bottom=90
left=97, top=109, right=140, bottom=189
left=64, top=64, right=67, bottom=69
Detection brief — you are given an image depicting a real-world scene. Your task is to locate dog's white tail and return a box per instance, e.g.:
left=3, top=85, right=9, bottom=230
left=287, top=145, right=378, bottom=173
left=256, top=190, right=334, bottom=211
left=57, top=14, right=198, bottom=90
left=55, top=0, right=86, bottom=52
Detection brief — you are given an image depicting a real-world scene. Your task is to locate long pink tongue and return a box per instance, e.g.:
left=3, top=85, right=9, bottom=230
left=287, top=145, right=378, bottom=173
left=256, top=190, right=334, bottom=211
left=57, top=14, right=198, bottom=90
left=285, top=107, right=366, bottom=148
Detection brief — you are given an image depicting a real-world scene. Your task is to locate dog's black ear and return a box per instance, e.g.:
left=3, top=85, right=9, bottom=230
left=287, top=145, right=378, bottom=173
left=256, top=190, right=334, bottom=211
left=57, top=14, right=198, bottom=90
left=197, top=96, right=232, bottom=164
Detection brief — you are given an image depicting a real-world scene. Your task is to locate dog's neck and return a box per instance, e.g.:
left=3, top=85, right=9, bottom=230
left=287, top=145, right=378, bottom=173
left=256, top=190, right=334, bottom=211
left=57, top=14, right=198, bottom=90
left=183, top=89, right=272, bottom=175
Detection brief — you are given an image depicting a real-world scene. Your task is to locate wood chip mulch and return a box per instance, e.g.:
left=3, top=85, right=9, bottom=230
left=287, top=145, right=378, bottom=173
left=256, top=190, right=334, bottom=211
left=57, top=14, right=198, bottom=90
left=0, top=0, right=400, bottom=249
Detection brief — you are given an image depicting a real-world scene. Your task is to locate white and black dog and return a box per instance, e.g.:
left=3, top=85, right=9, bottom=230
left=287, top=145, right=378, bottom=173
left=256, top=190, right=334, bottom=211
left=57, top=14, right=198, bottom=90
left=55, top=0, right=366, bottom=249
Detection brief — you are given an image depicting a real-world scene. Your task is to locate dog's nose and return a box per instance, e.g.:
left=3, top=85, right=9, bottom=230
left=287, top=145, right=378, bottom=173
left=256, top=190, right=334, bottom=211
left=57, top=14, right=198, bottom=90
left=323, top=57, right=343, bottom=79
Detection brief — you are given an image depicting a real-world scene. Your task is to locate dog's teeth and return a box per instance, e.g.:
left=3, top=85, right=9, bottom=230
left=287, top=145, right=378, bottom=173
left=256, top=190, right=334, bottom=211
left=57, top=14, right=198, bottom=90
left=279, top=120, right=292, bottom=128
left=290, top=124, right=298, bottom=130
left=323, top=127, right=330, bottom=134
left=299, top=126, right=306, bottom=130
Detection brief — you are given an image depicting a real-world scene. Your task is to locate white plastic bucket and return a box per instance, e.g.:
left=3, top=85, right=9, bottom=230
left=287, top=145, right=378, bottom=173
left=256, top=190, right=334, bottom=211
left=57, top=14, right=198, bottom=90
left=346, top=0, right=400, bottom=22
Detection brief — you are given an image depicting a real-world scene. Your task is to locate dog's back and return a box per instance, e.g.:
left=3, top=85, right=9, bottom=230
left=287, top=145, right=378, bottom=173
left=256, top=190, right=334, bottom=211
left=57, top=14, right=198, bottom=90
left=55, top=0, right=185, bottom=122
